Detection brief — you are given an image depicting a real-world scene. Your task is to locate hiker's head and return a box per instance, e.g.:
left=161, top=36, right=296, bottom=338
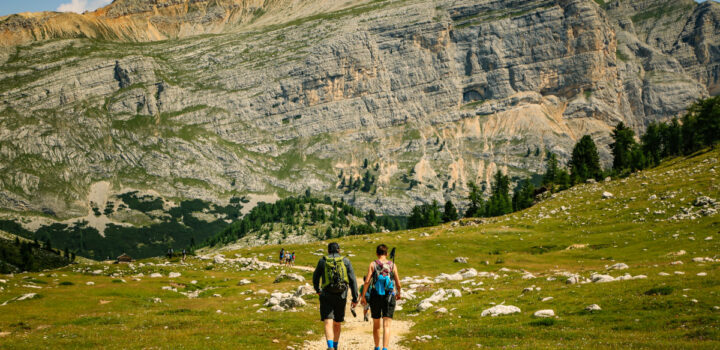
left=376, top=244, right=388, bottom=257
left=328, top=242, right=340, bottom=254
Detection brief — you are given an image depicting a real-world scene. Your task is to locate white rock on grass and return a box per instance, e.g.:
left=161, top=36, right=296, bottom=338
left=237, top=279, right=252, bottom=286
left=533, top=309, right=555, bottom=318
left=86, top=282, right=95, bottom=286
left=658, top=272, right=670, bottom=276
left=697, top=272, right=707, bottom=277
left=168, top=272, right=181, bottom=278
left=591, top=274, right=615, bottom=283
left=294, top=284, right=315, bottom=297
left=585, top=304, right=602, bottom=311
left=417, top=301, right=433, bottom=312
left=274, top=273, right=305, bottom=283
left=521, top=273, right=536, bottom=280
left=608, top=263, right=629, bottom=270
left=213, top=255, right=226, bottom=264
left=435, top=307, right=448, bottom=314
left=454, top=257, right=468, bottom=263
left=602, top=191, right=614, bottom=199
left=150, top=273, right=162, bottom=278
left=481, top=305, right=521, bottom=317
left=566, top=275, right=580, bottom=284
left=541, top=297, right=554, bottom=302
left=460, top=268, right=478, bottom=279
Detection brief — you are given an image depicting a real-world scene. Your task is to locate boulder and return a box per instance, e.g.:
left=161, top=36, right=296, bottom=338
left=454, top=257, right=468, bottom=264
left=274, top=272, right=305, bottom=283
left=237, top=279, right=252, bottom=286
left=481, top=305, right=521, bottom=317
left=434, top=307, right=448, bottom=314
left=460, top=268, right=478, bottom=279
left=590, top=274, right=615, bottom=283
left=602, top=191, right=614, bottom=199
left=608, top=263, right=629, bottom=270
left=280, top=296, right=306, bottom=309
left=168, top=272, right=181, bottom=278
left=150, top=273, right=162, bottom=278
left=294, top=284, right=315, bottom=297
left=417, top=301, right=433, bottom=312
left=585, top=304, right=601, bottom=311
left=213, top=255, right=226, bottom=264
left=533, top=309, right=555, bottom=318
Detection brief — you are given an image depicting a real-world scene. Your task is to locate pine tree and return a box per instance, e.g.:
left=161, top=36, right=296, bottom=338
left=610, top=122, right=637, bottom=173
left=542, top=153, right=559, bottom=187
left=486, top=170, right=512, bottom=217
left=641, top=123, right=663, bottom=166
left=442, top=200, right=459, bottom=222
left=408, top=206, right=424, bottom=229
left=665, top=118, right=683, bottom=156
left=465, top=182, right=484, bottom=217
left=512, top=179, right=535, bottom=211
left=569, top=135, right=602, bottom=182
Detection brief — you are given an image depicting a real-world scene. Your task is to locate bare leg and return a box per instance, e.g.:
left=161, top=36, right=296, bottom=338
left=324, top=319, right=334, bottom=346
left=373, top=318, right=381, bottom=348
left=333, top=321, right=341, bottom=344
left=383, top=317, right=392, bottom=348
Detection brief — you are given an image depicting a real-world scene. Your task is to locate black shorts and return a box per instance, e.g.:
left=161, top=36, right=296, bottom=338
left=319, top=292, right=347, bottom=322
left=369, top=293, right=396, bottom=319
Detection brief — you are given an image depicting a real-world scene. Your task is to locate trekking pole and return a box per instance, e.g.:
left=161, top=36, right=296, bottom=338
left=390, top=247, right=396, bottom=263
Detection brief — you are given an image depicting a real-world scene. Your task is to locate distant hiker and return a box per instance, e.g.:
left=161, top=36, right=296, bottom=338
left=279, top=248, right=285, bottom=264
left=361, top=244, right=402, bottom=350
left=312, top=242, right=359, bottom=350
left=182, top=249, right=187, bottom=261
left=291, top=252, right=296, bottom=266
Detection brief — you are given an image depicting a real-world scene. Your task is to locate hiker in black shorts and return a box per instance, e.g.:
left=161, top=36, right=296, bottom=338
left=312, top=242, right=359, bottom=350
left=360, top=244, right=402, bottom=350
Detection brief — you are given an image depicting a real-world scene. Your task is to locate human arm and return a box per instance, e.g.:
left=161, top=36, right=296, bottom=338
left=312, top=258, right=324, bottom=294
left=345, top=258, right=359, bottom=305
left=360, top=262, right=374, bottom=306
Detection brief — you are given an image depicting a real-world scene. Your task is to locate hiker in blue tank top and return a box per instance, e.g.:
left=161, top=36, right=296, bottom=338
left=312, top=242, right=359, bottom=350
left=360, top=244, right=402, bottom=350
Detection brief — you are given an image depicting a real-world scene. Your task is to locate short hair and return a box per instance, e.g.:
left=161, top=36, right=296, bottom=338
left=376, top=244, right=388, bottom=256
left=328, top=242, right=340, bottom=254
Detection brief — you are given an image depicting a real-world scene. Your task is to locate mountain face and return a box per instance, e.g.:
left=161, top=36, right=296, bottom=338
left=0, top=0, right=718, bottom=228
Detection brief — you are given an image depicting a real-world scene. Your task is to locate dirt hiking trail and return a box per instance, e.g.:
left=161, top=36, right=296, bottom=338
left=302, top=277, right=412, bottom=350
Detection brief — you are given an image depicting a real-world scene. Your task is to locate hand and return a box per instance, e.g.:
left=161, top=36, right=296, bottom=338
left=360, top=297, right=367, bottom=306
left=395, top=291, right=402, bottom=301
left=351, top=302, right=358, bottom=308
left=317, top=292, right=322, bottom=296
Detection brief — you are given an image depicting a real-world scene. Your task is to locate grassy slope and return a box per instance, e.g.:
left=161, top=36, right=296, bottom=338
left=0, top=149, right=718, bottom=349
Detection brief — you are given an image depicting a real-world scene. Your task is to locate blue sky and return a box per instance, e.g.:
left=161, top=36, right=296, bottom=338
left=0, top=0, right=112, bottom=17
left=0, top=0, right=715, bottom=17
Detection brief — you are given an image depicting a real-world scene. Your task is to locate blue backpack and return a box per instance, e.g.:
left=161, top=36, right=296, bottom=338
left=371, top=260, right=395, bottom=296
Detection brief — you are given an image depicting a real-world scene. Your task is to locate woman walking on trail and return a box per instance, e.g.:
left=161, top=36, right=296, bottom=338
left=360, top=244, right=402, bottom=350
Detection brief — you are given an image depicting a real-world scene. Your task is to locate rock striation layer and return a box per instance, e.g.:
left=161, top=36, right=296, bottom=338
left=0, top=0, right=718, bottom=222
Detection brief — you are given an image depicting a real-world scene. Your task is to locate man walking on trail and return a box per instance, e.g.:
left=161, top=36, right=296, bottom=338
left=361, top=244, right=402, bottom=350
left=312, top=242, right=359, bottom=350
left=279, top=248, right=285, bottom=264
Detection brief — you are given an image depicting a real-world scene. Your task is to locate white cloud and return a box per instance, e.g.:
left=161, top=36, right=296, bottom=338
left=57, top=0, right=112, bottom=14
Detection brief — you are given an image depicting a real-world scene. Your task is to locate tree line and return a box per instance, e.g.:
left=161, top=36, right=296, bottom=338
left=406, top=96, right=720, bottom=228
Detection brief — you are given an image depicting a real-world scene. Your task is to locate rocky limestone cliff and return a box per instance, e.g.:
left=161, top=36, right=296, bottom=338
left=0, top=0, right=718, bottom=226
